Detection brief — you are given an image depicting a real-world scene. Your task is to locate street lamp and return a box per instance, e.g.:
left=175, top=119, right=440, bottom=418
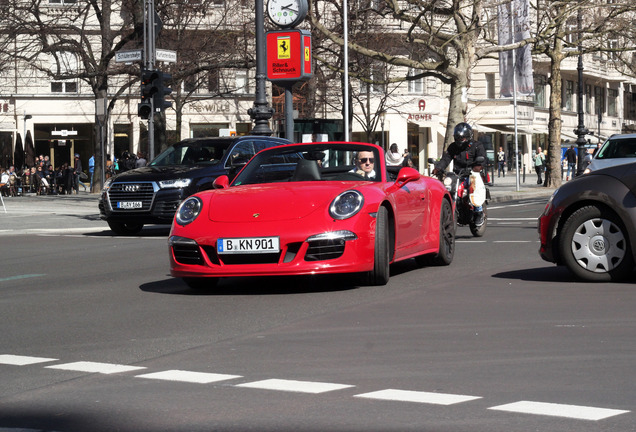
left=248, top=0, right=274, bottom=136
left=574, top=5, right=589, bottom=176
left=379, top=110, right=386, bottom=150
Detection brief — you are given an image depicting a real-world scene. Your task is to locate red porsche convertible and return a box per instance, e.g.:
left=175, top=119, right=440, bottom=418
left=169, top=142, right=455, bottom=289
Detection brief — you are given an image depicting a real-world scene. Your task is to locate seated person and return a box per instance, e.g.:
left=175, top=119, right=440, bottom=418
left=350, top=150, right=377, bottom=180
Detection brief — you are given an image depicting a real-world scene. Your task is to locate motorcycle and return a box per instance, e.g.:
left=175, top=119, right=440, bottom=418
left=429, top=157, right=491, bottom=237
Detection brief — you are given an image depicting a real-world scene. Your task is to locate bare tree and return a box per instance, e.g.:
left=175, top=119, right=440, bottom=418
left=0, top=0, right=144, bottom=191
left=532, top=0, right=636, bottom=188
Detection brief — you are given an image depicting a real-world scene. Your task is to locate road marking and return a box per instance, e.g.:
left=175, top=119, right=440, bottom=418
left=45, top=361, right=146, bottom=374
left=0, top=354, right=57, bottom=365
left=489, top=217, right=537, bottom=221
left=236, top=378, right=354, bottom=394
left=136, top=370, right=242, bottom=384
left=489, top=401, right=630, bottom=420
left=0, top=274, right=46, bottom=283
left=354, top=389, right=481, bottom=405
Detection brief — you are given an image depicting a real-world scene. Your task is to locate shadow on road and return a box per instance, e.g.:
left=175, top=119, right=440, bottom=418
left=140, top=274, right=360, bottom=296
left=492, top=266, right=574, bottom=282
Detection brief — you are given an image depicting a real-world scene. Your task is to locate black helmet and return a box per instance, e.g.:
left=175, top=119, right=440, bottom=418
left=453, top=122, right=473, bottom=145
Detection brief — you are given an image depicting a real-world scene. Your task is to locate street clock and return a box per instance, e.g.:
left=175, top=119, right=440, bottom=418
left=267, top=0, right=308, bottom=28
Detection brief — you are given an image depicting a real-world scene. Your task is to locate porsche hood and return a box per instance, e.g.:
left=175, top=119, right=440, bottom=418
left=207, top=183, right=366, bottom=222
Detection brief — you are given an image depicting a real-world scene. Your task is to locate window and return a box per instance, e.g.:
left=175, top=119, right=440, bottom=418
left=608, top=88, right=618, bottom=116
left=50, top=52, right=78, bottom=94
left=595, top=86, right=605, bottom=115
left=608, top=39, right=618, bottom=61
left=485, top=73, right=495, bottom=99
left=534, top=75, right=546, bottom=108
left=585, top=84, right=592, bottom=114
left=235, top=70, right=248, bottom=94
left=564, top=80, right=574, bottom=111
left=407, top=68, right=424, bottom=94
left=361, top=65, right=386, bottom=94
left=48, top=0, right=77, bottom=3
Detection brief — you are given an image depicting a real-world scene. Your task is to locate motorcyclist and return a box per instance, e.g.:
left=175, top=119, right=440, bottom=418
left=433, top=122, right=487, bottom=226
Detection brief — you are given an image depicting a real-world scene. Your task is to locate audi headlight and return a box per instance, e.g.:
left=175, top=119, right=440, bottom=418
left=329, top=190, right=364, bottom=220
left=159, top=178, right=192, bottom=189
left=103, top=177, right=113, bottom=191
left=176, top=197, right=202, bottom=225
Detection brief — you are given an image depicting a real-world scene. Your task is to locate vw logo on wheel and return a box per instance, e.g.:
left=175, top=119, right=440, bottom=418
left=592, top=238, right=606, bottom=253
left=123, top=184, right=140, bottom=193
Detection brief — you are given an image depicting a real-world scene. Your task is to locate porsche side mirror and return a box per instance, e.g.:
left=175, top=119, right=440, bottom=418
left=387, top=167, right=421, bottom=193
left=213, top=175, right=230, bottom=189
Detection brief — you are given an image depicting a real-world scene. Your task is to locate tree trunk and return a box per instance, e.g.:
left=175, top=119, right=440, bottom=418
left=546, top=54, right=564, bottom=188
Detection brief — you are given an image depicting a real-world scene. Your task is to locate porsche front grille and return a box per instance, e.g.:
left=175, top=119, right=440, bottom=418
left=305, top=239, right=346, bottom=261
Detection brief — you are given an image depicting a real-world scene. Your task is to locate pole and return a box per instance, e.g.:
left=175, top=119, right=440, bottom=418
left=284, top=84, right=294, bottom=141
left=144, top=0, right=157, bottom=159
left=343, top=0, right=349, bottom=141
left=248, top=0, right=274, bottom=135
left=510, top=1, right=520, bottom=191
left=574, top=2, right=589, bottom=176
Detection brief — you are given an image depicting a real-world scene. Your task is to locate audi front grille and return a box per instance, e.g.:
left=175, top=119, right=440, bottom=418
left=108, top=182, right=155, bottom=211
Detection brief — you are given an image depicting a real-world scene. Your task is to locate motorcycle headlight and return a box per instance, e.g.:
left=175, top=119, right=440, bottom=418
left=159, top=178, right=192, bottom=189
left=443, top=176, right=453, bottom=190
left=176, top=196, right=202, bottom=226
left=329, top=190, right=364, bottom=220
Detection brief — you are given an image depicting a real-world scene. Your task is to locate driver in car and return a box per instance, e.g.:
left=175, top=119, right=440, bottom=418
left=353, top=151, right=377, bottom=180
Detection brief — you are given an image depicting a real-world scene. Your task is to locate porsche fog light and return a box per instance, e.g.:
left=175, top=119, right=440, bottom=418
left=329, top=190, right=364, bottom=220
left=176, top=196, right=202, bottom=225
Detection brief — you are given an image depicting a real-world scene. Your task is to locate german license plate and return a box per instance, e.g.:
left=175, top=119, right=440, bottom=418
left=217, top=237, right=280, bottom=254
left=117, top=201, right=142, bottom=209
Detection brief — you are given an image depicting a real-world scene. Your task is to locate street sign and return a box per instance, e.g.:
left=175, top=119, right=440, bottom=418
left=115, top=50, right=143, bottom=63
left=156, top=49, right=177, bottom=63
left=266, top=30, right=312, bottom=82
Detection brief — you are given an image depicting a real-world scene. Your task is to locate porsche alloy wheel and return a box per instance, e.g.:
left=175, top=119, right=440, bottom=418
left=559, top=206, right=633, bottom=282
left=107, top=221, right=144, bottom=235
left=368, top=206, right=390, bottom=286
left=417, top=199, right=455, bottom=266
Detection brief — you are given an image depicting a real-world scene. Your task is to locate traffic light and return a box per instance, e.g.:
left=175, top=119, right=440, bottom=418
left=151, top=71, right=172, bottom=111
left=137, top=69, right=172, bottom=119
left=138, top=69, right=153, bottom=119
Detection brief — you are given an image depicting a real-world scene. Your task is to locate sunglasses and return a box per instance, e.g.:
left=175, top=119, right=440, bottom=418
left=358, top=158, right=375, bottom=164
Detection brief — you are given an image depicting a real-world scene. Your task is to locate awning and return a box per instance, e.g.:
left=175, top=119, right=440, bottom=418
left=477, top=124, right=536, bottom=135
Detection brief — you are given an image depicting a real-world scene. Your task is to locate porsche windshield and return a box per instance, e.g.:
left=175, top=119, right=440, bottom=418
left=150, top=141, right=232, bottom=166
left=233, top=144, right=382, bottom=185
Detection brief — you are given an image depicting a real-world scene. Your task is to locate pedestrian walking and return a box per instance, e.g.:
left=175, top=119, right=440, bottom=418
left=497, top=146, right=506, bottom=177
left=562, top=144, right=576, bottom=180
left=534, top=147, right=545, bottom=184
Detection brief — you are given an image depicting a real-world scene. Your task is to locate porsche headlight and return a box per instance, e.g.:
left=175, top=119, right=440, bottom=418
left=329, top=190, right=364, bottom=220
left=159, top=178, right=192, bottom=189
left=176, top=196, right=202, bottom=225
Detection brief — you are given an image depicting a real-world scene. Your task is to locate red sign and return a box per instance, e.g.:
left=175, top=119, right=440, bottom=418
left=266, top=30, right=312, bottom=82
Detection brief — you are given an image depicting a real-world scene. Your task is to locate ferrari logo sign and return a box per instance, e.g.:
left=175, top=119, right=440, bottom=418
left=266, top=30, right=312, bottom=82
left=277, top=37, right=291, bottom=59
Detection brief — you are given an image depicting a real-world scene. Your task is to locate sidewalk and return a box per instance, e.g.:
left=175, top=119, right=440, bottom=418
left=486, top=169, right=555, bottom=203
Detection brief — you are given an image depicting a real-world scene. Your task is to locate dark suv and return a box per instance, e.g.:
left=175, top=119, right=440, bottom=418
left=99, top=135, right=290, bottom=235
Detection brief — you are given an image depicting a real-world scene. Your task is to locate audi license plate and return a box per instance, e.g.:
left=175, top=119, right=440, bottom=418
left=117, top=201, right=142, bottom=209
left=217, top=237, right=280, bottom=254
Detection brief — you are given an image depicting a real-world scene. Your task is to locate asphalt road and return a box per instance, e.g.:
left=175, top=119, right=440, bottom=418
left=1, top=196, right=635, bottom=432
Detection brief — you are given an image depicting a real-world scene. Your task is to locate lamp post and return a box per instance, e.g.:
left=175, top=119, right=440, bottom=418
left=248, top=0, right=274, bottom=136
left=574, top=5, right=589, bottom=176
left=379, top=110, right=386, bottom=150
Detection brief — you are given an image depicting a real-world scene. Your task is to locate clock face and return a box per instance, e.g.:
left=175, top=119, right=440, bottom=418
left=267, top=0, right=307, bottom=28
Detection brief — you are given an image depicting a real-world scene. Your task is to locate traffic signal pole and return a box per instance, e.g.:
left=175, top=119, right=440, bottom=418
left=144, top=0, right=156, bottom=160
